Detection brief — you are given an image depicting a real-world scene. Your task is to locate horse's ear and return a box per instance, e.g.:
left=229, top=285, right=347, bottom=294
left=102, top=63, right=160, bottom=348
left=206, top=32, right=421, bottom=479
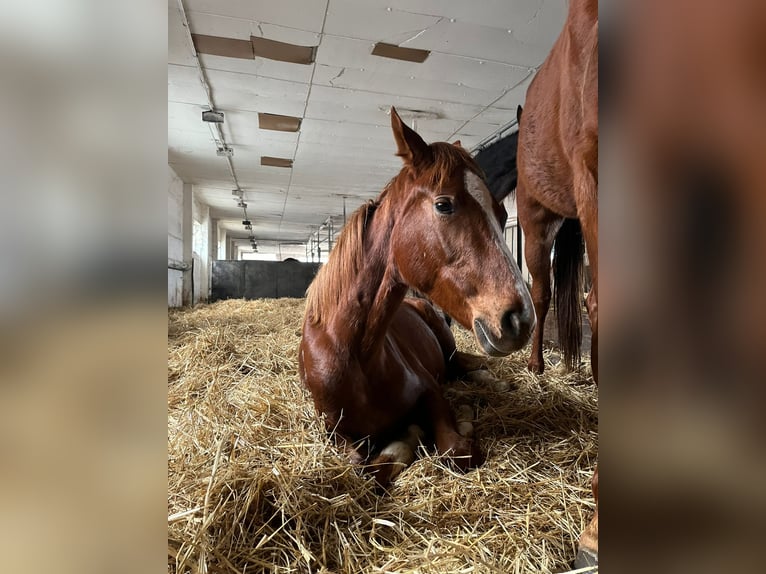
left=452, top=140, right=462, bottom=148
left=390, top=106, right=432, bottom=167
left=516, top=105, right=523, bottom=124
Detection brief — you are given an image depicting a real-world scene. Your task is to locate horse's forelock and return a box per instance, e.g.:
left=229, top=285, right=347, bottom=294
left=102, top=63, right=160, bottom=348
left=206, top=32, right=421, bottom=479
left=393, top=142, right=485, bottom=192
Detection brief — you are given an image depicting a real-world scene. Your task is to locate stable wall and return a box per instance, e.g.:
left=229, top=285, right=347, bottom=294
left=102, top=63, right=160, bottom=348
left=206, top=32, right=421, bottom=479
left=211, top=260, right=321, bottom=300
left=168, top=165, right=184, bottom=307
left=192, top=194, right=212, bottom=303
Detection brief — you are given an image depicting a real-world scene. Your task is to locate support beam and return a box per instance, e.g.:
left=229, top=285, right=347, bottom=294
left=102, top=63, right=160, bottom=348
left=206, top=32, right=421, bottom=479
left=182, top=182, right=193, bottom=305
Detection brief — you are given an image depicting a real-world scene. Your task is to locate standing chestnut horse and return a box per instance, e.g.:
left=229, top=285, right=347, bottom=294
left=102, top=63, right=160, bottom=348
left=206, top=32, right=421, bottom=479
left=299, top=107, right=535, bottom=485
left=489, top=0, right=598, bottom=566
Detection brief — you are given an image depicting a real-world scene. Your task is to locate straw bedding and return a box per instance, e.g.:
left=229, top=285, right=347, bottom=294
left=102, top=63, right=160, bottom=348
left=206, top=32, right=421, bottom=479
left=168, top=298, right=598, bottom=573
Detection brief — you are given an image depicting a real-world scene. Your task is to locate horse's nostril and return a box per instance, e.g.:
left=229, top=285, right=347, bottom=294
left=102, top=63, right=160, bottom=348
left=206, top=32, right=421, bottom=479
left=502, top=309, right=520, bottom=334
left=501, top=306, right=531, bottom=339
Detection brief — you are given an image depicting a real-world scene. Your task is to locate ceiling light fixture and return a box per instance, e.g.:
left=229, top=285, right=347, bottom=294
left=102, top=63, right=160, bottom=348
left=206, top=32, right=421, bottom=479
left=202, top=109, right=224, bottom=123
left=380, top=106, right=441, bottom=120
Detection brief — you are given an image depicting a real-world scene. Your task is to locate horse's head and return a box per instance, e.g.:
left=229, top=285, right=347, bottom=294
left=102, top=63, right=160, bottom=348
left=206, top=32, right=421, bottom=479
left=387, top=107, right=535, bottom=356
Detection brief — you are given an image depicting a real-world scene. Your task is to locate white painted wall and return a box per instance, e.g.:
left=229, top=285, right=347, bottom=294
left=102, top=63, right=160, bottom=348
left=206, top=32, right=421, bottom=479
left=502, top=194, right=530, bottom=283
left=168, top=165, right=184, bottom=307
left=217, top=225, right=226, bottom=260
left=192, top=193, right=211, bottom=302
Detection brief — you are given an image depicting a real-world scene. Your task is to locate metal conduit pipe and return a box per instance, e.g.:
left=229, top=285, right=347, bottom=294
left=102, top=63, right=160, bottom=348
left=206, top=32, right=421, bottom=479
left=175, top=0, right=242, bottom=192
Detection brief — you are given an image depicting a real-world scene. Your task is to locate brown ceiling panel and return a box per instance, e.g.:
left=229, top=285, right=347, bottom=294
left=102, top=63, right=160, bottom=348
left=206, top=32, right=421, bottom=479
left=251, top=36, right=316, bottom=64
left=261, top=156, right=294, bottom=168
left=258, top=113, right=302, bottom=132
left=371, top=42, right=430, bottom=63
left=192, top=34, right=254, bottom=59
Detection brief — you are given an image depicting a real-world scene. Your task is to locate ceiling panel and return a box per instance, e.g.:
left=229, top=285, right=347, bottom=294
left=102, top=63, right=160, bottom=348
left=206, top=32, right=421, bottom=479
left=168, top=4, right=197, bottom=67
left=168, top=102, right=216, bottom=133
left=183, top=0, right=328, bottom=32
left=382, top=0, right=544, bottom=30
left=168, top=64, right=208, bottom=104
left=324, top=1, right=442, bottom=42
left=196, top=53, right=315, bottom=84
left=304, top=84, right=483, bottom=125
left=167, top=0, right=567, bottom=256
left=399, top=19, right=553, bottom=66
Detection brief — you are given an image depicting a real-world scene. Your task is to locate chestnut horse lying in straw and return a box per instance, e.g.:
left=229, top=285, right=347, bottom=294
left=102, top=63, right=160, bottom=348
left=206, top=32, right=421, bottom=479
left=299, top=107, right=535, bottom=486
left=489, top=0, right=599, bottom=567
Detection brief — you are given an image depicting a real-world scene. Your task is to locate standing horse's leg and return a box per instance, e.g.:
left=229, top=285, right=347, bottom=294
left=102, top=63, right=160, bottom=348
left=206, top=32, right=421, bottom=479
left=574, top=159, right=598, bottom=383
left=574, top=152, right=599, bottom=565
left=519, top=198, right=563, bottom=374
left=575, top=464, right=599, bottom=568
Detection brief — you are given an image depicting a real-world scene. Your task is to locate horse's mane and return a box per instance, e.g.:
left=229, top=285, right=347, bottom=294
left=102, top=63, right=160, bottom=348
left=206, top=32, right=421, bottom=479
left=305, top=142, right=482, bottom=325
left=305, top=199, right=379, bottom=325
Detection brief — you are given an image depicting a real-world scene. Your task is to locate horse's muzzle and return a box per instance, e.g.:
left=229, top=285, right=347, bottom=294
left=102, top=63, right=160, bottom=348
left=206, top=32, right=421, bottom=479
left=473, top=308, right=535, bottom=356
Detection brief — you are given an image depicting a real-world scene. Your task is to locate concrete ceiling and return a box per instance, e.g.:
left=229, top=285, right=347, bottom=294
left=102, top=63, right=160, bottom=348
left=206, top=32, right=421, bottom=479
left=168, top=0, right=567, bottom=256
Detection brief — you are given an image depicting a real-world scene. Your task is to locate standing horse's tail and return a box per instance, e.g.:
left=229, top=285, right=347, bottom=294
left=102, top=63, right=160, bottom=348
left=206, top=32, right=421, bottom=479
left=553, top=218, right=585, bottom=370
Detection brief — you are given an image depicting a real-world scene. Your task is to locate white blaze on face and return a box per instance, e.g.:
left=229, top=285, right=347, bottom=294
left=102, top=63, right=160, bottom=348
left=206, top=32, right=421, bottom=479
left=463, top=170, right=533, bottom=320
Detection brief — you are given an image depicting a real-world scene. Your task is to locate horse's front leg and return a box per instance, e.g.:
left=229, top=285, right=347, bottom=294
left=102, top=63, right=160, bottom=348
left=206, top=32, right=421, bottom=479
left=419, top=384, right=484, bottom=471
left=575, top=155, right=598, bottom=384
left=575, top=464, right=599, bottom=567
left=519, top=199, right=561, bottom=375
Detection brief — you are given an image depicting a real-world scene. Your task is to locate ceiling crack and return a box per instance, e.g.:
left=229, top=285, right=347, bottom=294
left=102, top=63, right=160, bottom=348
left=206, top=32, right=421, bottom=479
left=397, top=16, right=444, bottom=45
left=328, top=67, right=347, bottom=87
left=526, top=1, right=543, bottom=26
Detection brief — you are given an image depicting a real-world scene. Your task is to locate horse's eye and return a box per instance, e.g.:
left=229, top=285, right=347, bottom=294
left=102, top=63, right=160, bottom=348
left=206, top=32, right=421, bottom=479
left=434, top=197, right=454, bottom=215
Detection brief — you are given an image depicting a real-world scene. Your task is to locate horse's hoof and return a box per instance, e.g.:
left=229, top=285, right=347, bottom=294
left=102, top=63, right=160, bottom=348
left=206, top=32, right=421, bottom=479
left=470, top=440, right=485, bottom=468
left=573, top=547, right=598, bottom=570
left=455, top=404, right=474, bottom=422
left=526, top=361, right=544, bottom=375
left=492, top=379, right=516, bottom=392
left=447, top=436, right=483, bottom=471
left=466, top=369, right=495, bottom=384
left=457, top=420, right=474, bottom=438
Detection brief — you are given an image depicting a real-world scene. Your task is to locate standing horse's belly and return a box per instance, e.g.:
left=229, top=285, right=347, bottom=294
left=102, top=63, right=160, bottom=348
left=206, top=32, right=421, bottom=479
left=520, top=147, right=579, bottom=219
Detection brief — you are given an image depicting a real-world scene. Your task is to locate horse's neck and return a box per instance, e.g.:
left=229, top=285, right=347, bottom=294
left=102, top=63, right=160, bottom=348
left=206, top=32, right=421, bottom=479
left=331, top=206, right=406, bottom=355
